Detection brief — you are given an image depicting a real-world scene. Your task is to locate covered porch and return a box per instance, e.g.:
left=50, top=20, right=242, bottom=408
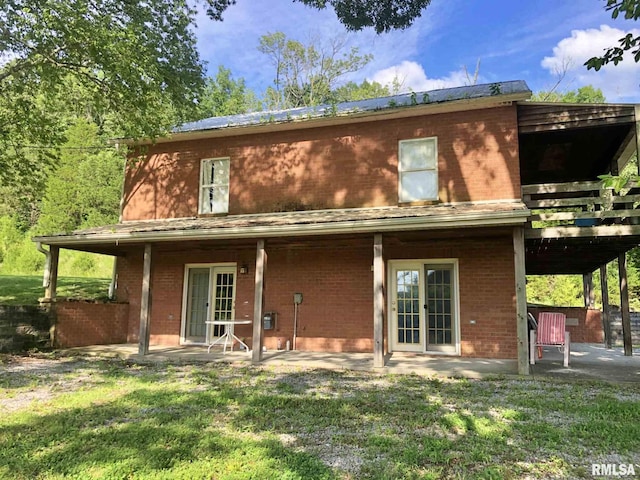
left=33, top=202, right=532, bottom=373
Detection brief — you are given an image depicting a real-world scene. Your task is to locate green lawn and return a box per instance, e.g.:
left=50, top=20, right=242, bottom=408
left=1, top=356, right=639, bottom=479
left=0, top=275, right=111, bottom=305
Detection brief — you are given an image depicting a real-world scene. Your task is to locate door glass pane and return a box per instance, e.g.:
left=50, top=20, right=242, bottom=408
left=186, top=268, right=210, bottom=339
left=396, top=269, right=421, bottom=344
left=425, top=267, right=454, bottom=347
left=212, top=271, right=235, bottom=337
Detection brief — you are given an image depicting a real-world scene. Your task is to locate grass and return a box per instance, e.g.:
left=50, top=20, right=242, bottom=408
left=1, top=356, right=639, bottom=479
left=0, top=275, right=111, bottom=305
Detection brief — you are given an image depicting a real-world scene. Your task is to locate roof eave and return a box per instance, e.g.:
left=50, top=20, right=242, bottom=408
left=33, top=208, right=530, bottom=247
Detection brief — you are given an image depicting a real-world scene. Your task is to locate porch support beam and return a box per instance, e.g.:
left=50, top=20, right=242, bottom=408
left=618, top=251, right=633, bottom=356
left=599, top=264, right=612, bottom=349
left=635, top=105, right=640, bottom=176
left=252, top=239, right=266, bottom=364
left=582, top=272, right=595, bottom=308
left=373, top=234, right=385, bottom=368
left=513, top=226, right=529, bottom=375
left=45, top=245, right=59, bottom=301
left=138, top=243, right=153, bottom=355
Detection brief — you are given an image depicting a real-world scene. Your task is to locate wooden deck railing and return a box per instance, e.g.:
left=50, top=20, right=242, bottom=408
left=522, top=180, right=640, bottom=236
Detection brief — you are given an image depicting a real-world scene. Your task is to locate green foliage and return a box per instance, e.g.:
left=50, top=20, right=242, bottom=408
left=192, top=66, right=261, bottom=120
left=330, top=79, right=391, bottom=102
left=586, top=0, right=640, bottom=70
left=531, top=85, right=606, bottom=103
left=259, top=32, right=373, bottom=109
left=298, top=0, right=433, bottom=33
left=35, top=119, right=123, bottom=235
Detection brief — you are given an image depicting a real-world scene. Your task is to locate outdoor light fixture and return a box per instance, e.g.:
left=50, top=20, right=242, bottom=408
left=239, top=264, right=249, bottom=274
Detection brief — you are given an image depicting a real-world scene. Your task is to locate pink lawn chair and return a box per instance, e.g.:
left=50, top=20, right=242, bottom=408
left=530, top=312, right=570, bottom=367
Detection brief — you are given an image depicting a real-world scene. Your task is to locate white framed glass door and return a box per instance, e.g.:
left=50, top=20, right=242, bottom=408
left=182, top=264, right=236, bottom=344
left=389, top=260, right=459, bottom=354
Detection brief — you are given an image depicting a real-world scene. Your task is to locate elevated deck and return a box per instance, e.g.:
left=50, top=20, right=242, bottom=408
left=523, top=180, right=640, bottom=274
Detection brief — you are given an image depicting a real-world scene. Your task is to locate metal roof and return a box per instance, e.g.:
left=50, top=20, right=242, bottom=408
left=175, top=80, right=531, bottom=134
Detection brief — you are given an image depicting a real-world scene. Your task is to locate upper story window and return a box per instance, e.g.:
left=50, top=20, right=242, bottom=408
left=398, top=137, right=438, bottom=203
left=199, top=158, right=230, bottom=214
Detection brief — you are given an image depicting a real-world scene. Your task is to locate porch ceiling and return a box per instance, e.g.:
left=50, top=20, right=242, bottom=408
left=525, top=235, right=640, bottom=275
left=517, top=102, right=637, bottom=185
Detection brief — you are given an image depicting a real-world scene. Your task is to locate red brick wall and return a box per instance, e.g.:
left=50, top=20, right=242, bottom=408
left=386, top=233, right=517, bottom=359
left=528, top=307, right=603, bottom=344
left=122, top=106, right=520, bottom=220
left=55, top=301, right=130, bottom=348
left=115, top=232, right=517, bottom=358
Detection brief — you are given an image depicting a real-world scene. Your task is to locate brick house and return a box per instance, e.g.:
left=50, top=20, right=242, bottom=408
left=34, top=81, right=640, bottom=373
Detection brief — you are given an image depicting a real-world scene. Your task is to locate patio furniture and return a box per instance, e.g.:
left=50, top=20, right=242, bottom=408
left=530, top=312, right=570, bottom=367
left=205, top=319, right=252, bottom=353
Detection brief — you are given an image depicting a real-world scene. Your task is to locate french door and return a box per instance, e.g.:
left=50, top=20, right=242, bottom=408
left=389, top=261, right=459, bottom=354
left=182, top=264, right=236, bottom=344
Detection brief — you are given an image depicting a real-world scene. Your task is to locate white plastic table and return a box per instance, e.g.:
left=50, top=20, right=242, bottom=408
left=205, top=320, right=252, bottom=353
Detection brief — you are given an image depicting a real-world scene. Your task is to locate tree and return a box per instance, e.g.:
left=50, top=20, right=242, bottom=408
left=259, top=32, right=374, bottom=109
left=298, top=0, right=432, bottom=33
left=331, top=80, right=391, bottom=102
left=35, top=119, right=123, bottom=235
left=531, top=85, right=607, bottom=103
left=585, top=0, right=640, bottom=70
left=193, top=66, right=261, bottom=120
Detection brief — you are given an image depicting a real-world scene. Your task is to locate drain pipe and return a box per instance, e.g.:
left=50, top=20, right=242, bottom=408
left=293, top=302, right=298, bottom=351
left=36, top=242, right=51, bottom=288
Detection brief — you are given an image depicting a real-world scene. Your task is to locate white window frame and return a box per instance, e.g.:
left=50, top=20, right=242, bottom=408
left=199, top=157, right=230, bottom=214
left=398, top=137, right=438, bottom=203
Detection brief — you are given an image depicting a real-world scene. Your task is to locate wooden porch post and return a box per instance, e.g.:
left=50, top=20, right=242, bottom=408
left=618, top=252, right=633, bottom=356
left=45, top=246, right=59, bottom=301
left=582, top=272, right=595, bottom=308
left=373, top=234, right=385, bottom=368
left=138, top=243, right=152, bottom=355
left=513, top=227, right=529, bottom=375
left=252, top=239, right=266, bottom=364
left=635, top=105, right=640, bottom=176
left=599, top=264, right=612, bottom=349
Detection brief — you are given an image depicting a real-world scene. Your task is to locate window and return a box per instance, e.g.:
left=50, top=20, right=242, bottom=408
left=398, top=137, right=438, bottom=202
left=199, top=158, right=230, bottom=214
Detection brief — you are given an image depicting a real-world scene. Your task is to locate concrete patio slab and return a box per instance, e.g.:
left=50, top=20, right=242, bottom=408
left=61, top=342, right=638, bottom=382
left=530, top=343, right=640, bottom=383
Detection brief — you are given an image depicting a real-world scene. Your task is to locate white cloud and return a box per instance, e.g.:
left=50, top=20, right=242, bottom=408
left=541, top=25, right=640, bottom=102
left=370, top=61, right=469, bottom=93
left=194, top=0, right=448, bottom=94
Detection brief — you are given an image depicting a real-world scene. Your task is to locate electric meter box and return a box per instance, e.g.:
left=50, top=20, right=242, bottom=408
left=263, top=312, right=277, bottom=330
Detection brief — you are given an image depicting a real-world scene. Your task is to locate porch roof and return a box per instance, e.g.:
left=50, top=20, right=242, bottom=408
left=33, top=201, right=529, bottom=252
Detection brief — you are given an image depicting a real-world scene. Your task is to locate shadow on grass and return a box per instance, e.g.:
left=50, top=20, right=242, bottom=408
left=0, top=386, right=336, bottom=480
left=2, top=363, right=639, bottom=479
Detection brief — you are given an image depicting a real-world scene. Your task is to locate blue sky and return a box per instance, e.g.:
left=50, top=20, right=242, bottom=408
left=195, top=0, right=640, bottom=102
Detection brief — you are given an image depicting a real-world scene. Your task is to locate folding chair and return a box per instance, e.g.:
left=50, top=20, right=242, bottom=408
left=530, top=312, right=570, bottom=367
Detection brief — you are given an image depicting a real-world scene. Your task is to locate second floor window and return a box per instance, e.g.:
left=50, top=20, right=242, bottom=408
left=200, top=158, right=230, bottom=214
left=398, top=137, right=438, bottom=203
